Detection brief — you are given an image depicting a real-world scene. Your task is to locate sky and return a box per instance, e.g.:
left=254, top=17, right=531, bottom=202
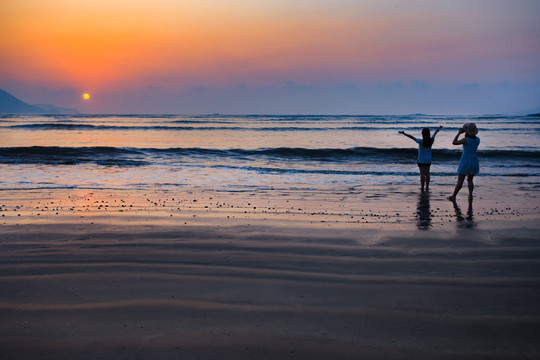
left=1, top=0, right=540, bottom=114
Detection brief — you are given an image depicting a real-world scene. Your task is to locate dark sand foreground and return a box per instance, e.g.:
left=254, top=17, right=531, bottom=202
left=1, top=185, right=540, bottom=359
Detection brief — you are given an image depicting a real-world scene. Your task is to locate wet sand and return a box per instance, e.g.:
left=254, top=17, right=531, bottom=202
left=1, top=183, right=540, bottom=359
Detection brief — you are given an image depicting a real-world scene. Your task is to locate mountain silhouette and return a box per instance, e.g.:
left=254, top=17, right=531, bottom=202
left=0, top=89, right=79, bottom=114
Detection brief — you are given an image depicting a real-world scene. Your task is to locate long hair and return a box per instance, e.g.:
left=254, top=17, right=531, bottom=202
left=421, top=128, right=433, bottom=148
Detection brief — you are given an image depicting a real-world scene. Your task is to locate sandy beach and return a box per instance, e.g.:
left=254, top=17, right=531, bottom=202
left=1, top=180, right=539, bottom=359
left=3, top=0, right=540, bottom=356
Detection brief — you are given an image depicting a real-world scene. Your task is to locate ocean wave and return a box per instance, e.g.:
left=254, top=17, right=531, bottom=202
left=0, top=146, right=148, bottom=166
left=4, top=123, right=428, bottom=131
left=1, top=146, right=539, bottom=166
left=5, top=122, right=539, bottom=133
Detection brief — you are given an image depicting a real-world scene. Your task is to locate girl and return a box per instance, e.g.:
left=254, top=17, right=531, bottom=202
left=448, top=123, right=480, bottom=201
left=399, top=125, right=443, bottom=191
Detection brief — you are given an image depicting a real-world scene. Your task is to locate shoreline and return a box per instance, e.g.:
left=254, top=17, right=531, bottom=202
left=1, top=177, right=538, bottom=228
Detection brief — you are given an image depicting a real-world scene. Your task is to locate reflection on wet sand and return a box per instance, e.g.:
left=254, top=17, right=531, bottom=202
left=452, top=198, right=476, bottom=228
left=416, top=191, right=431, bottom=229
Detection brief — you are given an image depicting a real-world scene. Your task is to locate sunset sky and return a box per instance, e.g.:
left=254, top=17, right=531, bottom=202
left=2, top=0, right=539, bottom=114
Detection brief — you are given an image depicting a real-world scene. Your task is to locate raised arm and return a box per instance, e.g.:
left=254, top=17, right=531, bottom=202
left=452, top=128, right=466, bottom=145
left=398, top=131, right=417, bottom=142
left=432, top=125, right=443, bottom=140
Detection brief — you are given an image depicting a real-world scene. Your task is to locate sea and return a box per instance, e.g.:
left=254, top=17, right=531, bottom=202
left=1, top=114, right=539, bottom=192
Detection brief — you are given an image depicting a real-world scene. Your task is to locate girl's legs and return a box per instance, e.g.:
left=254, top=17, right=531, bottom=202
left=448, top=174, right=466, bottom=201
left=419, top=165, right=431, bottom=191
left=467, top=175, right=475, bottom=199
left=425, top=165, right=431, bottom=190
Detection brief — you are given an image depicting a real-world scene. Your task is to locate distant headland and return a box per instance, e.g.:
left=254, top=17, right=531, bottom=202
left=0, top=89, right=79, bottom=114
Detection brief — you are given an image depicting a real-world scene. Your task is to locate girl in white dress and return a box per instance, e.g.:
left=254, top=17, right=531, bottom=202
left=399, top=125, right=443, bottom=191
left=448, top=123, right=480, bottom=201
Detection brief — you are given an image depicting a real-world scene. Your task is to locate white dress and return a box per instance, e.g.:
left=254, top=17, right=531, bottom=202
left=457, top=137, right=480, bottom=175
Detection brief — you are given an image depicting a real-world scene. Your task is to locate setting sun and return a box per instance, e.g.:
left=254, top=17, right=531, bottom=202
left=82, top=93, right=91, bottom=100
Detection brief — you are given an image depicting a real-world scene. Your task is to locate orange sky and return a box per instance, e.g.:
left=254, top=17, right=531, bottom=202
left=1, top=0, right=539, bottom=113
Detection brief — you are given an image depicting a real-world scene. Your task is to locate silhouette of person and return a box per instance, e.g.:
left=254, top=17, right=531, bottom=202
left=416, top=191, right=431, bottom=229
left=452, top=198, right=475, bottom=229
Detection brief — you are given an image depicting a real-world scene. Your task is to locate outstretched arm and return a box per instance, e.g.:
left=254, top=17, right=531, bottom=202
left=452, top=128, right=466, bottom=145
left=398, top=131, right=417, bottom=142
